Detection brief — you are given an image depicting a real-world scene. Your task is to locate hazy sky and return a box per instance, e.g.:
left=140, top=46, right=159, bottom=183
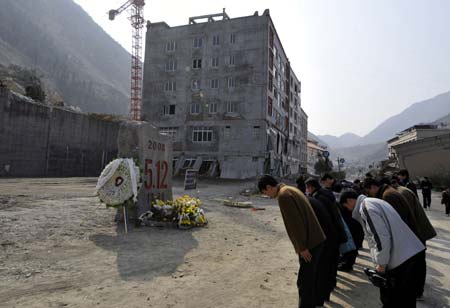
left=73, top=0, right=450, bottom=137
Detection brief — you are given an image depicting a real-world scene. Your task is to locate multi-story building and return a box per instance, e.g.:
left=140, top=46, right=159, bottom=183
left=307, top=138, right=328, bottom=175
left=142, top=9, right=307, bottom=178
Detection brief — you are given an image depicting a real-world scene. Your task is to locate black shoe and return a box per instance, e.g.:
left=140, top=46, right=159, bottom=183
left=337, top=263, right=353, bottom=272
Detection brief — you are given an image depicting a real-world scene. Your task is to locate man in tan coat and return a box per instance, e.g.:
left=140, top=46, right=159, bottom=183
left=258, top=175, right=326, bottom=308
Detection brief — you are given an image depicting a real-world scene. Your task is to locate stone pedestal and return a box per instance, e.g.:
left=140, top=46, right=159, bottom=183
left=118, top=121, right=173, bottom=217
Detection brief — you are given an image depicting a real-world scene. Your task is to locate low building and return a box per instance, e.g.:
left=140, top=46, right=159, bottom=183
left=387, top=124, right=450, bottom=159
left=388, top=124, right=450, bottom=179
left=392, top=133, right=450, bottom=179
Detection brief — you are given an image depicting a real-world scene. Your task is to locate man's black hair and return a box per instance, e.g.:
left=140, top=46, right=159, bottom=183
left=305, top=177, right=321, bottom=190
left=334, top=183, right=343, bottom=193
left=321, top=173, right=334, bottom=181
left=379, top=177, right=391, bottom=185
left=340, top=190, right=359, bottom=204
left=296, top=176, right=306, bottom=193
left=257, top=174, right=279, bottom=192
left=398, top=169, right=410, bottom=179
left=363, top=178, right=380, bottom=189
left=354, top=179, right=361, bottom=184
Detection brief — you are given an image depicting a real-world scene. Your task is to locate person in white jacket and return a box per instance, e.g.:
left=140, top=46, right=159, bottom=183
left=340, top=191, right=425, bottom=308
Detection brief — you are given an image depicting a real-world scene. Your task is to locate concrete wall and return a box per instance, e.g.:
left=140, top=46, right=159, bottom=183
left=0, top=89, right=120, bottom=177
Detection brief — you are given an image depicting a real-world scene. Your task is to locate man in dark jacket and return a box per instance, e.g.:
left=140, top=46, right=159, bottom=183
left=394, top=184, right=436, bottom=300
left=305, top=178, right=347, bottom=294
left=258, top=175, right=326, bottom=308
left=297, top=178, right=338, bottom=305
left=338, top=192, right=364, bottom=271
left=442, top=185, right=450, bottom=216
left=398, top=169, right=418, bottom=197
left=420, top=177, right=433, bottom=209
left=363, top=178, right=418, bottom=235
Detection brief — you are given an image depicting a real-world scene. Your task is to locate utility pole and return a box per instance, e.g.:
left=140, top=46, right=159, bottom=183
left=336, top=157, right=345, bottom=178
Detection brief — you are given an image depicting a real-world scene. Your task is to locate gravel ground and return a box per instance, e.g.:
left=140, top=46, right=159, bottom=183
left=0, top=178, right=449, bottom=308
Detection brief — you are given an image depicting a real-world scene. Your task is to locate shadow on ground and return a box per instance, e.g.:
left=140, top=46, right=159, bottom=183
left=90, top=224, right=198, bottom=282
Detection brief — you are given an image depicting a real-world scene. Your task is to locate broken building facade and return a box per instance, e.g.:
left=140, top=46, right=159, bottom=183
left=142, top=9, right=307, bottom=178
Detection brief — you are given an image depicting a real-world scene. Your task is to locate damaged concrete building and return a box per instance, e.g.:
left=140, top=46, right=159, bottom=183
left=142, top=9, right=308, bottom=178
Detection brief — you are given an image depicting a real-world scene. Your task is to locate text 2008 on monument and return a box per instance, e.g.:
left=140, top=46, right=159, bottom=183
left=147, top=139, right=166, bottom=151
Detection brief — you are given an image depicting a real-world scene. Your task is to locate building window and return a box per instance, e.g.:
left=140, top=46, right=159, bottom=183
left=252, top=126, right=260, bottom=137
left=269, top=50, right=274, bottom=70
left=268, top=97, right=273, bottom=116
left=210, top=79, right=219, bottom=89
left=227, top=77, right=235, bottom=88
left=230, top=33, right=236, bottom=44
left=193, top=58, right=202, bottom=69
left=191, top=79, right=200, bottom=90
left=208, top=102, right=218, bottom=114
left=166, top=41, right=176, bottom=52
left=193, top=37, right=203, bottom=48
left=211, top=57, right=219, bottom=68
left=164, top=81, right=176, bottom=92
left=228, top=55, right=235, bottom=66
left=192, top=127, right=213, bottom=142
left=268, top=73, right=273, bottom=91
left=182, top=158, right=196, bottom=169
left=269, top=27, right=274, bottom=48
left=224, top=126, right=231, bottom=140
left=226, top=101, right=237, bottom=113
left=163, top=105, right=176, bottom=115
left=190, top=103, right=201, bottom=114
left=165, top=58, right=177, bottom=71
left=212, top=35, right=220, bottom=46
left=159, top=127, right=178, bottom=140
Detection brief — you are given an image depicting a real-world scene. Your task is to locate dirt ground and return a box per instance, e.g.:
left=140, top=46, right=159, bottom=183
left=0, top=178, right=449, bottom=308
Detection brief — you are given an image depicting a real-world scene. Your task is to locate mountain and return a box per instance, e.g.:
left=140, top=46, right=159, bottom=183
left=319, top=90, right=450, bottom=149
left=331, top=142, right=387, bottom=165
left=0, top=0, right=130, bottom=114
left=318, top=133, right=362, bottom=148
left=432, top=112, right=450, bottom=125
left=360, top=91, right=450, bottom=145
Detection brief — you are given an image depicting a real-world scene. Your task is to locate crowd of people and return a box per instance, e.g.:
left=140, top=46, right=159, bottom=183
left=257, top=169, right=440, bottom=308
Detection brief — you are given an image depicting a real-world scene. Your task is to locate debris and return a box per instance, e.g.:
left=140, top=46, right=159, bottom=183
left=223, top=200, right=253, bottom=208
left=251, top=207, right=265, bottom=211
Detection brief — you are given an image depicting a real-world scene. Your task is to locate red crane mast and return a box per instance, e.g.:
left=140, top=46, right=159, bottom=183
left=109, top=0, right=145, bottom=121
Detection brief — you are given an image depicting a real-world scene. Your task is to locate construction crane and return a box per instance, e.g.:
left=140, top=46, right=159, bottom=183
left=108, top=0, right=145, bottom=121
